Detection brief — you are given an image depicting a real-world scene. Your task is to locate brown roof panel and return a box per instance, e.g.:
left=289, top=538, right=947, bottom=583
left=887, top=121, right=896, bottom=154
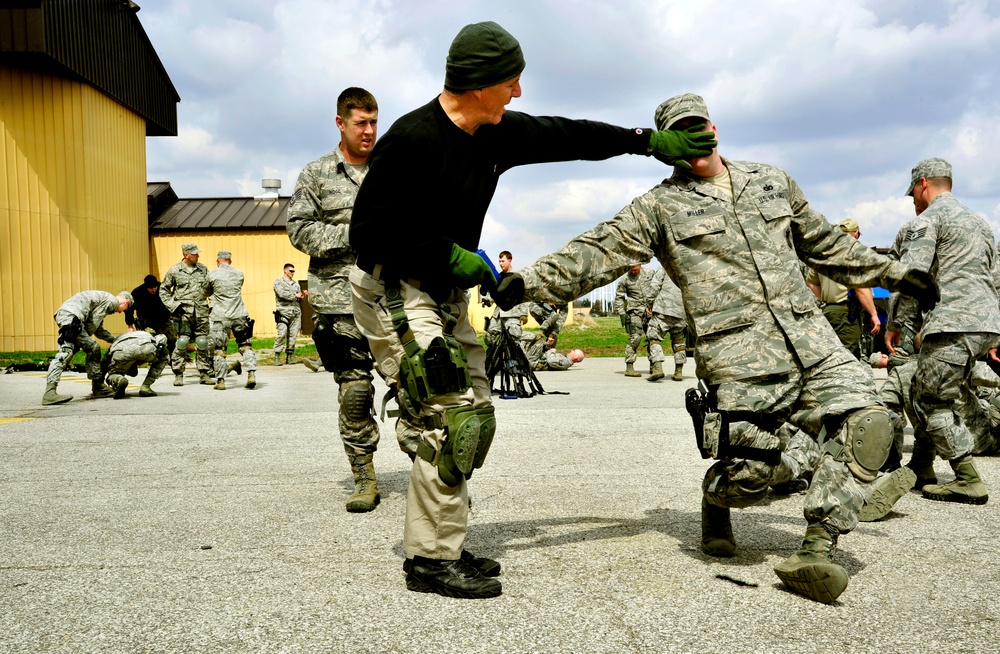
left=149, top=197, right=290, bottom=232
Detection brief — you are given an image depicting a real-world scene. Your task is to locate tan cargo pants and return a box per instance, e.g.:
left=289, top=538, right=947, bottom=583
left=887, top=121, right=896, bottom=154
left=350, top=266, right=491, bottom=560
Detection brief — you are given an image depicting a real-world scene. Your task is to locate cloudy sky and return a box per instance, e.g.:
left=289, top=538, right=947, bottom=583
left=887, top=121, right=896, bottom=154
left=140, top=0, right=1000, bottom=268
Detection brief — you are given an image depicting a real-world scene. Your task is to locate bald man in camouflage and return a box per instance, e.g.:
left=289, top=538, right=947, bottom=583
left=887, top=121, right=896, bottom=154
left=42, top=290, right=133, bottom=405
left=495, top=93, right=939, bottom=604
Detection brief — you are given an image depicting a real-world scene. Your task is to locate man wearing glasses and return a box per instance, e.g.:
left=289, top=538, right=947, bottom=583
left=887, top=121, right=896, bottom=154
left=273, top=263, right=306, bottom=365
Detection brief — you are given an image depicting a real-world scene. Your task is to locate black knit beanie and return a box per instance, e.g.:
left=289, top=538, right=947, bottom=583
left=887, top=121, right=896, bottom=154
left=445, top=21, right=525, bottom=91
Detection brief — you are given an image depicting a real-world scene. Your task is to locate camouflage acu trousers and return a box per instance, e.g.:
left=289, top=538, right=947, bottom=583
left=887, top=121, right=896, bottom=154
left=911, top=332, right=1000, bottom=461
left=108, top=340, right=167, bottom=387
left=646, top=312, right=686, bottom=366
left=210, top=316, right=257, bottom=380
left=624, top=311, right=649, bottom=364
left=170, top=304, right=211, bottom=374
left=46, top=319, right=104, bottom=385
left=273, top=308, right=301, bottom=355
left=703, top=348, right=883, bottom=534
left=321, top=314, right=380, bottom=457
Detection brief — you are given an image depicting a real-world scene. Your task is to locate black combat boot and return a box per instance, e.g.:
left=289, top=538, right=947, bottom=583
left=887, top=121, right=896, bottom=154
left=405, top=555, right=502, bottom=599
left=403, top=550, right=501, bottom=577
left=701, top=497, right=736, bottom=557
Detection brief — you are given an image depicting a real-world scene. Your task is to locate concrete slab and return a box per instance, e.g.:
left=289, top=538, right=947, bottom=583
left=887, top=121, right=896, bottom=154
left=1, top=358, right=997, bottom=652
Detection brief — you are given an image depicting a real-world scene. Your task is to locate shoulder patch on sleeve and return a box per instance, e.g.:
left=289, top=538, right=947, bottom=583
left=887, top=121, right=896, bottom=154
left=906, top=226, right=927, bottom=241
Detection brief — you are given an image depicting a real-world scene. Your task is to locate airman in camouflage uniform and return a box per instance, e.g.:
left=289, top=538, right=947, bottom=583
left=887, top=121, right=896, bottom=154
left=875, top=355, right=1000, bottom=487
left=500, top=93, right=938, bottom=604
left=160, top=243, right=212, bottom=386
left=885, top=218, right=922, bottom=356
left=890, top=158, right=1000, bottom=506
left=529, top=301, right=567, bottom=342
left=207, top=251, right=257, bottom=390
left=520, top=331, right=573, bottom=371
left=42, top=290, right=133, bottom=405
left=614, top=264, right=655, bottom=377
left=647, top=267, right=687, bottom=381
left=273, top=263, right=305, bottom=365
left=286, top=87, right=391, bottom=514
left=485, top=251, right=528, bottom=347
left=102, top=330, right=169, bottom=398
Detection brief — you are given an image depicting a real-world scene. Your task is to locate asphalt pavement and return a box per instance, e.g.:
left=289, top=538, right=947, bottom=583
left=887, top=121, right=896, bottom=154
left=1, top=358, right=998, bottom=653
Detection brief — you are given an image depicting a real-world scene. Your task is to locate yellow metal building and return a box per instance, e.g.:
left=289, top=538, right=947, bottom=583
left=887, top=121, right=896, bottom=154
left=0, top=0, right=179, bottom=352
left=148, top=190, right=312, bottom=338
left=146, top=188, right=570, bottom=338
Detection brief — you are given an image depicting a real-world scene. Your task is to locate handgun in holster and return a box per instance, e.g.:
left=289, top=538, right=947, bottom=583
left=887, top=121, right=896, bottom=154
left=385, top=280, right=470, bottom=403
left=58, top=317, right=82, bottom=345
left=685, top=379, right=782, bottom=465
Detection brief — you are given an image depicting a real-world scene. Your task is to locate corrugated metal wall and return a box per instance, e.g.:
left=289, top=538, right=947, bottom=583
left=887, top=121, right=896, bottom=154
left=150, top=230, right=311, bottom=338
left=0, top=65, right=148, bottom=352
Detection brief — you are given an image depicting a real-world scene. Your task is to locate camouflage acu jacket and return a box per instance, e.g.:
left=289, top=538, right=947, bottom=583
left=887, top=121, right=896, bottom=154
left=650, top=267, right=684, bottom=319
left=55, top=290, right=119, bottom=341
left=895, top=192, right=1000, bottom=337
left=614, top=267, right=655, bottom=314
left=207, top=264, right=249, bottom=319
left=286, top=147, right=364, bottom=315
left=273, top=276, right=301, bottom=314
left=160, top=261, right=209, bottom=312
left=520, top=159, right=910, bottom=384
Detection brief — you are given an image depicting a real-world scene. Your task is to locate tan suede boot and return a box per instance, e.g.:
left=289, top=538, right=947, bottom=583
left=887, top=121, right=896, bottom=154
left=774, top=524, right=848, bottom=604
left=923, top=456, right=989, bottom=505
left=42, top=382, right=72, bottom=405
left=346, top=454, right=380, bottom=512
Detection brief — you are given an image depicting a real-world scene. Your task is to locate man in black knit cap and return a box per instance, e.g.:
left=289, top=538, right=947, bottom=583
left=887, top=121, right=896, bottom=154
left=349, top=20, right=717, bottom=599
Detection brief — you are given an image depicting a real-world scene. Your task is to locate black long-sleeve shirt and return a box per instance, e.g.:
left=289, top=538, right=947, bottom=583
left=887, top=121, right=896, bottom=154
left=125, top=283, right=171, bottom=329
left=349, top=97, right=651, bottom=287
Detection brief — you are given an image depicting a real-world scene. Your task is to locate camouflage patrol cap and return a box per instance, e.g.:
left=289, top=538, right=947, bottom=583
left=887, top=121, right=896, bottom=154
left=118, top=290, right=134, bottom=309
left=181, top=243, right=200, bottom=255
left=655, top=93, right=711, bottom=131
left=838, top=219, right=859, bottom=233
left=217, top=250, right=232, bottom=260
left=906, top=157, right=952, bottom=196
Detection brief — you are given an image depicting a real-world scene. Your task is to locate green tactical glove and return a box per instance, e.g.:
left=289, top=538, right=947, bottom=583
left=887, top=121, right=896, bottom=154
left=619, top=314, right=628, bottom=329
left=896, top=269, right=940, bottom=313
left=449, top=244, right=497, bottom=291
left=494, top=273, right=525, bottom=311
left=648, top=123, right=717, bottom=171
